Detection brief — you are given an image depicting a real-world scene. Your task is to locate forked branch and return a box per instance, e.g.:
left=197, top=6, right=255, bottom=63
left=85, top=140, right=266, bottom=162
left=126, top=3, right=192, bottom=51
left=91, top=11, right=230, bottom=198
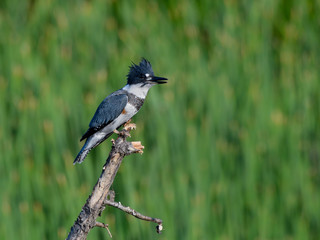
left=66, top=122, right=162, bottom=239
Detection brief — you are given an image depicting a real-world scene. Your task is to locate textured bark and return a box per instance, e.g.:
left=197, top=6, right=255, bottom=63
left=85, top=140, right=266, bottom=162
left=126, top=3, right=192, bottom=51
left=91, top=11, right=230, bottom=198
left=67, top=124, right=144, bottom=240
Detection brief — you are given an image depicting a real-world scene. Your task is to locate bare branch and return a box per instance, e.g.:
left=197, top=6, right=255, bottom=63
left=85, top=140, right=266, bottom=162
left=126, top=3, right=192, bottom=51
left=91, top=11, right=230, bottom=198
left=95, top=222, right=112, bottom=238
left=104, top=200, right=163, bottom=234
left=66, top=123, right=163, bottom=239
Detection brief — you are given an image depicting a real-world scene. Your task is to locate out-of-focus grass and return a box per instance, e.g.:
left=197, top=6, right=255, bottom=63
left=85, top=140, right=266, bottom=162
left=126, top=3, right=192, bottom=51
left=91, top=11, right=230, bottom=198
left=0, top=0, right=320, bottom=239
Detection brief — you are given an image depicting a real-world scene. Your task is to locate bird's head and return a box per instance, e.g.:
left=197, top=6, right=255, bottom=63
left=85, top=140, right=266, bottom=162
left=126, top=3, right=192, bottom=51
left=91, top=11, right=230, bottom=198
left=127, top=58, right=168, bottom=86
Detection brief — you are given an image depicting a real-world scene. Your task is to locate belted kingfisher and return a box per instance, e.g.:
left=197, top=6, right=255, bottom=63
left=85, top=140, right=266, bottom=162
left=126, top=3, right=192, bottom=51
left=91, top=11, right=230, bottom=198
left=74, top=58, right=167, bottom=164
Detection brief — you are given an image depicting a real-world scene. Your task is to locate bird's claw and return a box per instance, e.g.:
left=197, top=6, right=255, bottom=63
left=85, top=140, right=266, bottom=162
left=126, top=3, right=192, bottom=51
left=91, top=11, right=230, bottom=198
left=124, top=119, right=131, bottom=126
left=124, top=119, right=136, bottom=131
left=113, top=121, right=136, bottom=138
left=124, top=123, right=136, bottom=131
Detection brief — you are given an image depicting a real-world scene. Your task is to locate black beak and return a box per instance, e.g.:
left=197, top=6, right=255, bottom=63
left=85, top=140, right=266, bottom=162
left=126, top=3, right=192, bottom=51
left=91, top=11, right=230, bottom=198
left=150, top=76, right=168, bottom=84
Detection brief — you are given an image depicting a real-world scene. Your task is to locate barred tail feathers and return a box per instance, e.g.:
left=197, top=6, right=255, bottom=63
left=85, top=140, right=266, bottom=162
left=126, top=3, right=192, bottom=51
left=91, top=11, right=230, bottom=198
left=73, top=148, right=90, bottom=165
left=73, top=132, right=114, bottom=165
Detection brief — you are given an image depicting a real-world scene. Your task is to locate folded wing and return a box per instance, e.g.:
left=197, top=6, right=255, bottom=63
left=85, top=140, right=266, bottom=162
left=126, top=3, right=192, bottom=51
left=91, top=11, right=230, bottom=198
left=80, top=93, right=128, bottom=141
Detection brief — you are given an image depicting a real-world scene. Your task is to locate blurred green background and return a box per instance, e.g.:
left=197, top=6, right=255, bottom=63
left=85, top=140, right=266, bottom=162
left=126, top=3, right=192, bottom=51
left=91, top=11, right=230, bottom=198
left=1, top=0, right=320, bottom=239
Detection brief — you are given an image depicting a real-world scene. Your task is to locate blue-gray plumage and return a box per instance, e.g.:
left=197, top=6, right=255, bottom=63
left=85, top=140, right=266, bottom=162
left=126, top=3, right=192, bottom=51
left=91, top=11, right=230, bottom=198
left=74, top=58, right=167, bottom=164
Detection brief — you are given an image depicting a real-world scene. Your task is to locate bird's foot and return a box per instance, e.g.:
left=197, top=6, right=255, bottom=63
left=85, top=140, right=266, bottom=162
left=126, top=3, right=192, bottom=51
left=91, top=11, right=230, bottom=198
left=122, top=123, right=136, bottom=138
left=124, top=119, right=131, bottom=126
left=123, top=123, right=136, bottom=131
left=113, top=122, right=136, bottom=138
left=124, top=119, right=136, bottom=131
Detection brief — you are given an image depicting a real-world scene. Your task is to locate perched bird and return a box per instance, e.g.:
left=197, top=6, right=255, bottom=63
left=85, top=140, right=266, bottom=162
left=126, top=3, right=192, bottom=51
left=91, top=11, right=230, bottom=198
left=74, top=58, right=168, bottom=164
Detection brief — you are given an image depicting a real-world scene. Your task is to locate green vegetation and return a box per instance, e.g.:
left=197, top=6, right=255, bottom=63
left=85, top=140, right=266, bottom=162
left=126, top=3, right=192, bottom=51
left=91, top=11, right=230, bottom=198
left=1, top=0, right=320, bottom=239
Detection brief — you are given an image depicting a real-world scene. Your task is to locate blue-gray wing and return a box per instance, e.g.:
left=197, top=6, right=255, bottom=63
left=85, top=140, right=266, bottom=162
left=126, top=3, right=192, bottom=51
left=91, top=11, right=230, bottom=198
left=80, top=93, right=128, bottom=141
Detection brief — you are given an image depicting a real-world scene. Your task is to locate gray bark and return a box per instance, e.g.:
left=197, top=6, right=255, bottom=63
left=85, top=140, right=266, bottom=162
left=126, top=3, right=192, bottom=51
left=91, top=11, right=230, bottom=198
left=67, top=124, right=144, bottom=240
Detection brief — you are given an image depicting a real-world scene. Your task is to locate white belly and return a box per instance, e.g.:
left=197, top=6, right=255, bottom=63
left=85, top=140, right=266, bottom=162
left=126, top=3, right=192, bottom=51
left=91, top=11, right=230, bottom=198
left=102, top=103, right=137, bottom=133
left=84, top=103, right=138, bottom=150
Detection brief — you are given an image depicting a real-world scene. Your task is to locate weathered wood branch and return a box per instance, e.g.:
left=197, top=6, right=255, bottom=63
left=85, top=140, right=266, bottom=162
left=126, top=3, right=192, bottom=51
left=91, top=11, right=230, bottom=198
left=104, top=199, right=163, bottom=233
left=66, top=122, right=162, bottom=239
left=95, top=222, right=112, bottom=238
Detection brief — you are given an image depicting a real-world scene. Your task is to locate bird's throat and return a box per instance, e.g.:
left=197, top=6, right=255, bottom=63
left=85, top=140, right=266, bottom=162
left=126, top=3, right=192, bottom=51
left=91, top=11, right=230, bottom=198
left=122, top=83, right=151, bottom=99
